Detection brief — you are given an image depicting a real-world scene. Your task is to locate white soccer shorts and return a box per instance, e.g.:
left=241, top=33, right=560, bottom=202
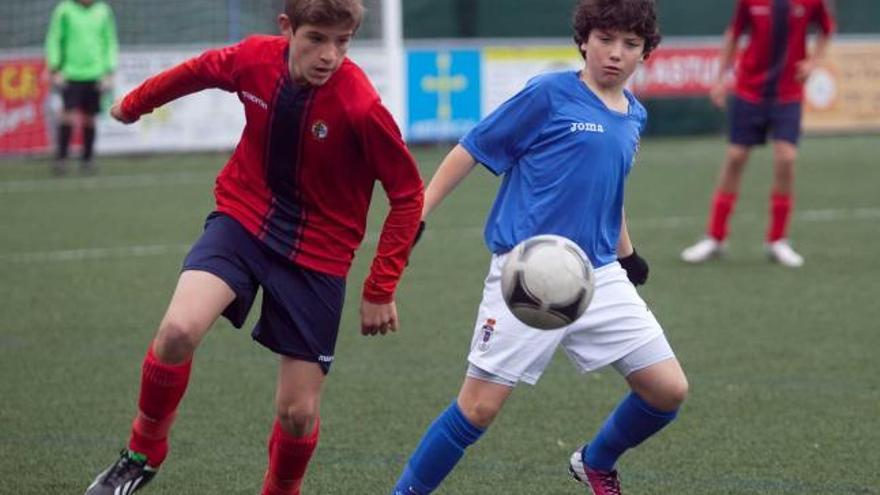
left=467, top=253, right=670, bottom=385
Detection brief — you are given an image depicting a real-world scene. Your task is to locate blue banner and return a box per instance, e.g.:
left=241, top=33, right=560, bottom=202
left=407, top=49, right=481, bottom=142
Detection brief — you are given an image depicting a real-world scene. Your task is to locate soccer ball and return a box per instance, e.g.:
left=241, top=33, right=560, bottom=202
left=500, top=235, right=595, bottom=330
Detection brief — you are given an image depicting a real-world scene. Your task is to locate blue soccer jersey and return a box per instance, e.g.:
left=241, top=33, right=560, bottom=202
left=460, top=71, right=647, bottom=268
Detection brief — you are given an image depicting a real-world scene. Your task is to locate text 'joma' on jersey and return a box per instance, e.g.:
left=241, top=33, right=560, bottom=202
left=570, top=122, right=605, bottom=133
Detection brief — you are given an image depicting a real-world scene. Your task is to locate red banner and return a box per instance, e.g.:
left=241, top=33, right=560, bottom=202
left=630, top=46, right=721, bottom=97
left=0, top=58, right=51, bottom=154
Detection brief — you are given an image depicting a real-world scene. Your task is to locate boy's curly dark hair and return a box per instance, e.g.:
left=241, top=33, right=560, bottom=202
left=573, top=0, right=662, bottom=59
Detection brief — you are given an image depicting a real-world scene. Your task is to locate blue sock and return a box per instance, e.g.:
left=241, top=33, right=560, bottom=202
left=391, top=401, right=485, bottom=495
left=584, top=392, right=678, bottom=472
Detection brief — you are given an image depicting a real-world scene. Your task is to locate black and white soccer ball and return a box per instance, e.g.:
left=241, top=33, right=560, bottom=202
left=501, top=235, right=595, bottom=330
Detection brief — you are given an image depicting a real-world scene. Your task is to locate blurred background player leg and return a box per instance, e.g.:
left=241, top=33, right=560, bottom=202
left=764, top=103, right=805, bottom=267
left=52, top=75, right=73, bottom=175
left=53, top=80, right=102, bottom=175
left=77, top=80, right=103, bottom=174
left=681, top=143, right=751, bottom=263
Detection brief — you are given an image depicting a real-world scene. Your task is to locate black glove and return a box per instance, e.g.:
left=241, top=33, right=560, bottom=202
left=619, top=249, right=649, bottom=286
left=413, top=221, right=426, bottom=247
left=406, top=221, right=426, bottom=266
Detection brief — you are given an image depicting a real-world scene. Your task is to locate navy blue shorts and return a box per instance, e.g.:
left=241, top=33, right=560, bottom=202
left=183, top=212, right=345, bottom=373
left=728, top=96, right=802, bottom=146
left=62, top=80, right=101, bottom=115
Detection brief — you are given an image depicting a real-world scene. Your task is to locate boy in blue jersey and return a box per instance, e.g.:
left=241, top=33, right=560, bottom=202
left=390, top=1, right=687, bottom=494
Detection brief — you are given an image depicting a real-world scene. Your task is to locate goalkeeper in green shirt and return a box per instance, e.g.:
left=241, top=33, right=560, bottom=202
left=44, top=0, right=118, bottom=175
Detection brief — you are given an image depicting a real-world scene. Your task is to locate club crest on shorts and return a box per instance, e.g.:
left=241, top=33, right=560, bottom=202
left=311, top=120, right=329, bottom=140
left=477, top=318, right=496, bottom=351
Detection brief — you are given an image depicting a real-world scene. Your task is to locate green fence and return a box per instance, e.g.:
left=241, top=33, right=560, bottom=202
left=403, top=0, right=879, bottom=38
left=4, top=1, right=876, bottom=50
left=0, top=0, right=383, bottom=49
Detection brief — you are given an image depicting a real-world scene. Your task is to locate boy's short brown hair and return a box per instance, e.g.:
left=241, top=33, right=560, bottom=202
left=572, top=0, right=662, bottom=59
left=284, top=0, right=365, bottom=31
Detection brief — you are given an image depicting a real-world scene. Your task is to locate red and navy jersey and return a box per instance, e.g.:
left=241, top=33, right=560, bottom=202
left=730, top=0, right=835, bottom=103
left=121, top=36, right=424, bottom=303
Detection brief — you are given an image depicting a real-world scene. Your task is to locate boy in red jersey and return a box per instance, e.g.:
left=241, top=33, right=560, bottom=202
left=681, top=0, right=834, bottom=267
left=83, top=1, right=424, bottom=494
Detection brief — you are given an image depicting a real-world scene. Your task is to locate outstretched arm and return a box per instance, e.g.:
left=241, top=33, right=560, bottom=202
left=423, top=144, right=478, bottom=219
left=111, top=43, right=241, bottom=124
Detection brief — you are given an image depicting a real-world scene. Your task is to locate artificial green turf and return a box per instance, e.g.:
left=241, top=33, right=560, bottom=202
left=1, top=135, right=878, bottom=494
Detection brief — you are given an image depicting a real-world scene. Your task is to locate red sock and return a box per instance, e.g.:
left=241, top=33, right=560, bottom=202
left=707, top=191, right=738, bottom=241
left=767, top=192, right=793, bottom=242
left=261, top=418, right=320, bottom=495
left=128, top=343, right=192, bottom=467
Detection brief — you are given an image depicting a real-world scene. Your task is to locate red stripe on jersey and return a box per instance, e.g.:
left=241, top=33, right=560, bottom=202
left=730, top=0, right=835, bottom=103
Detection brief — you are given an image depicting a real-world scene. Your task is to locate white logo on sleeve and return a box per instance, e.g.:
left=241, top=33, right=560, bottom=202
left=570, top=122, right=605, bottom=133
left=242, top=91, right=268, bottom=110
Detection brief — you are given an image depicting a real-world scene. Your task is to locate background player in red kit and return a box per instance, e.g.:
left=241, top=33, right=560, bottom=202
left=681, top=0, right=834, bottom=267
left=83, top=1, right=424, bottom=494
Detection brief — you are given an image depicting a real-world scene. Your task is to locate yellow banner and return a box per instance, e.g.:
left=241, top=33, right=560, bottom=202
left=804, top=41, right=880, bottom=133
left=483, top=46, right=579, bottom=62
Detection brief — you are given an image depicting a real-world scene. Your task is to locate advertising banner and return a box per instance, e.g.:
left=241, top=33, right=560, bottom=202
left=97, top=48, right=245, bottom=155
left=803, top=42, right=880, bottom=133
left=480, top=41, right=880, bottom=136
left=407, top=49, right=481, bottom=142
left=100, top=46, right=394, bottom=154
left=348, top=47, right=397, bottom=120
left=0, top=58, right=51, bottom=154
left=1, top=46, right=394, bottom=156
left=629, top=46, right=721, bottom=97
left=5, top=40, right=876, bottom=155
left=482, top=46, right=581, bottom=115
left=483, top=45, right=720, bottom=110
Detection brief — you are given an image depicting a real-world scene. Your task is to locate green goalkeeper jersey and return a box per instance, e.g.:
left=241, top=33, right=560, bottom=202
left=44, top=0, right=118, bottom=81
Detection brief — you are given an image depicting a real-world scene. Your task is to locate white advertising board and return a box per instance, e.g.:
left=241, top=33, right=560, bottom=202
left=98, top=46, right=395, bottom=155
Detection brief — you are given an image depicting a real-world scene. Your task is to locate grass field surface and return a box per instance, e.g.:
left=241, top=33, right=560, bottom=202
left=1, top=135, right=878, bottom=494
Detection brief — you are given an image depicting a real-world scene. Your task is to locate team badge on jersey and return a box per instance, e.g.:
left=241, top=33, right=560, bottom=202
left=311, top=120, right=329, bottom=140
left=477, top=318, right=497, bottom=351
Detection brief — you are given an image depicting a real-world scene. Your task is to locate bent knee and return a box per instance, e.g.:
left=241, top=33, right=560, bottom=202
left=726, top=146, right=750, bottom=166
left=276, top=399, right=320, bottom=436
left=648, top=377, right=689, bottom=412
left=156, top=319, right=204, bottom=355
left=458, top=398, right=502, bottom=428
left=774, top=143, right=798, bottom=164
left=665, top=377, right=689, bottom=409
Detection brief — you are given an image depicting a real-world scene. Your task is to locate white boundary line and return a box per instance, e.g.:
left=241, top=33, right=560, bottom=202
left=0, top=172, right=213, bottom=193
left=0, top=244, right=192, bottom=264
left=2, top=207, right=877, bottom=265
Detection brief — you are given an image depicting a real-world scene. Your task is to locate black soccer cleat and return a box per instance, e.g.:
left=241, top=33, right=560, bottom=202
left=84, top=449, right=157, bottom=495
